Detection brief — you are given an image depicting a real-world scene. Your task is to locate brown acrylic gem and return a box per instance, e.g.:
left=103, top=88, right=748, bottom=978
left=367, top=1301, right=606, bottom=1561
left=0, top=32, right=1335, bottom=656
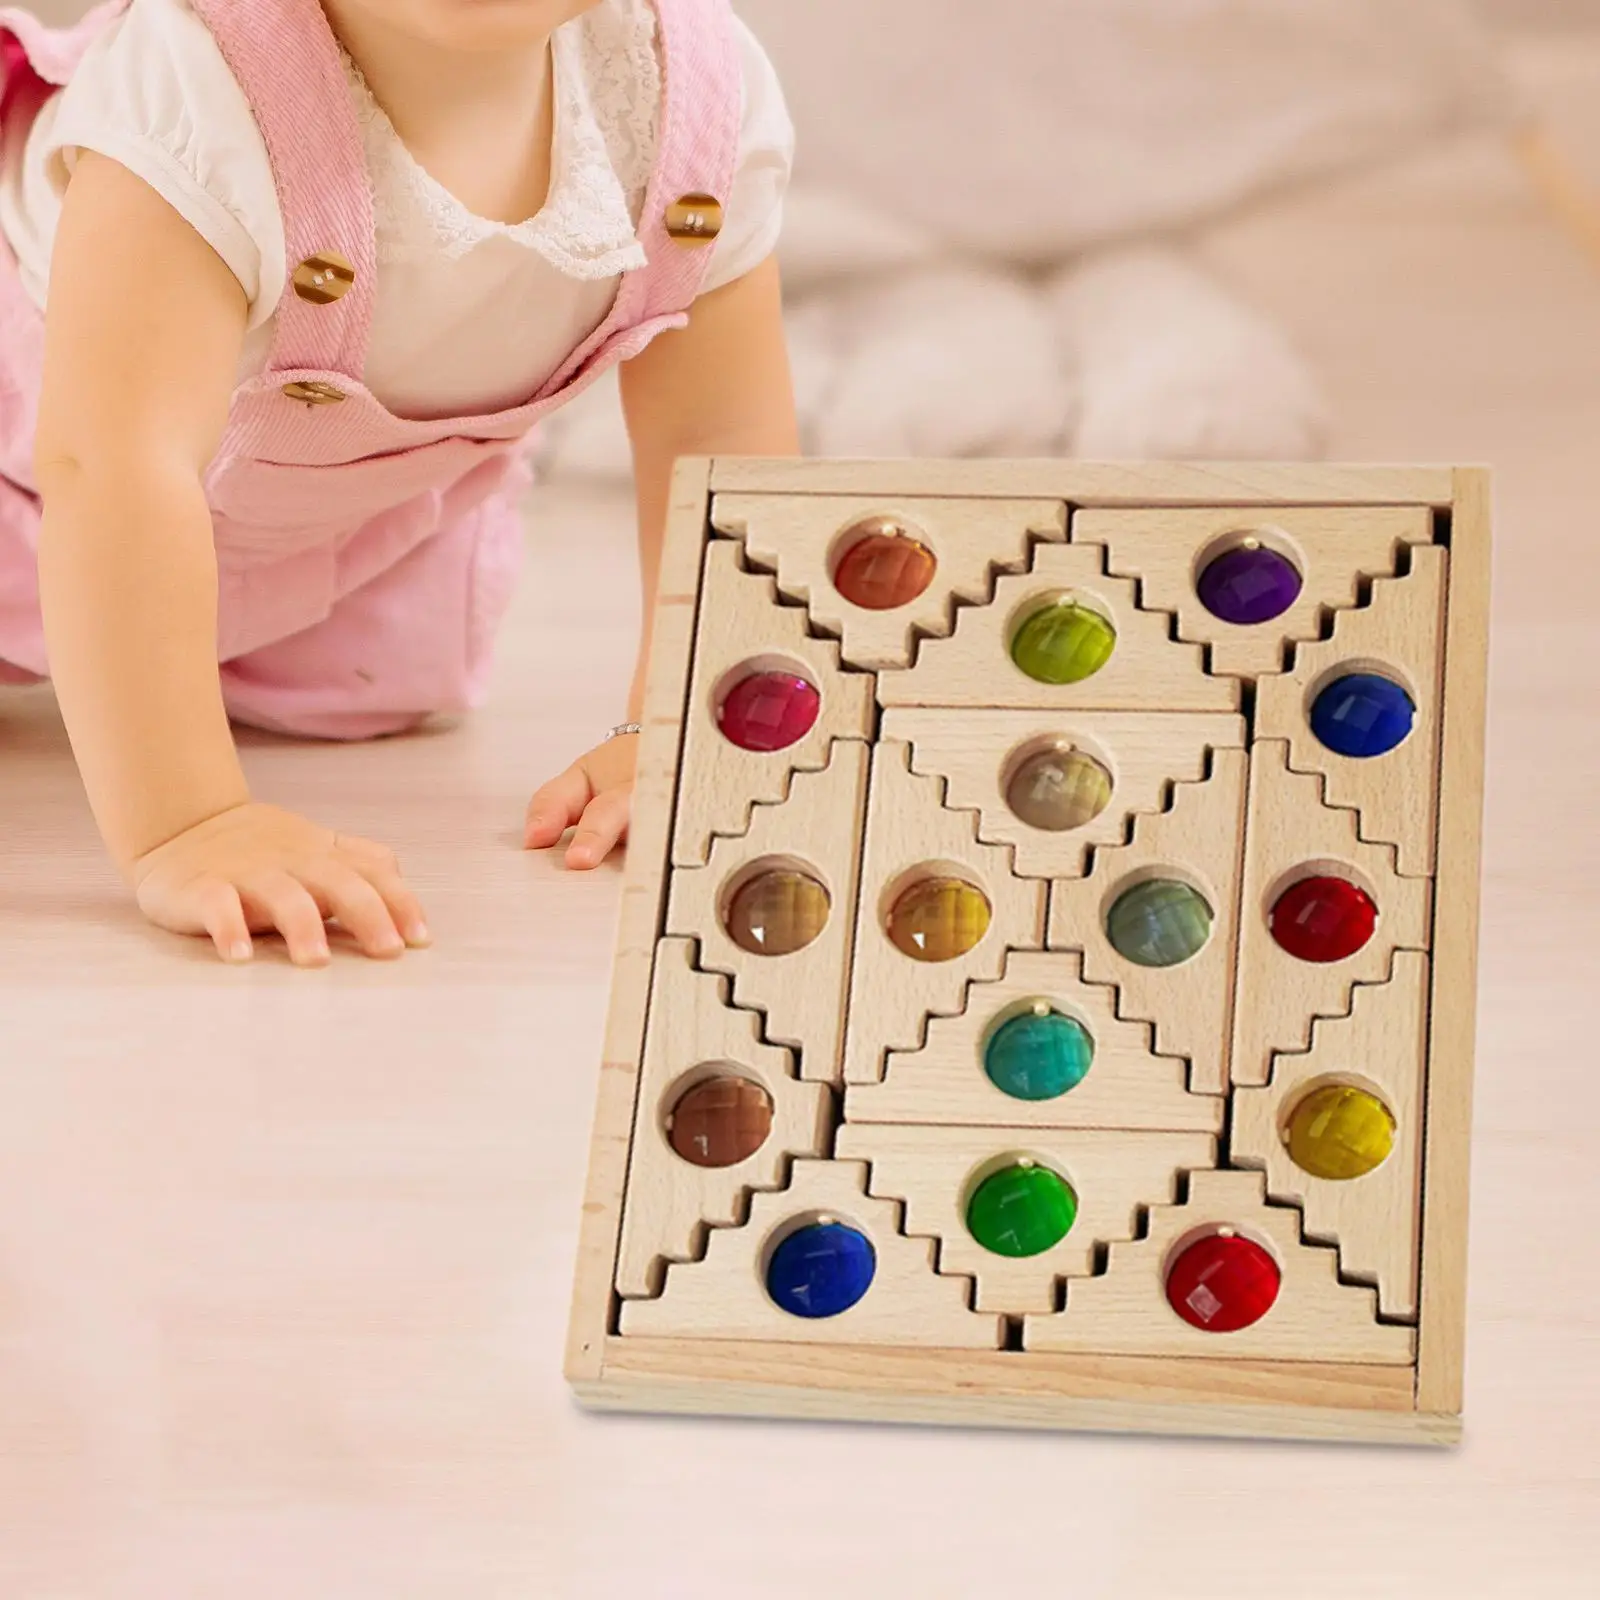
left=667, top=1076, right=774, bottom=1168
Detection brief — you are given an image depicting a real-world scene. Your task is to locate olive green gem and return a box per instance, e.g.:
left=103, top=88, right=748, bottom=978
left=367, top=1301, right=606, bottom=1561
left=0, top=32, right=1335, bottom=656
left=1010, top=599, right=1117, bottom=685
left=1106, top=878, right=1214, bottom=968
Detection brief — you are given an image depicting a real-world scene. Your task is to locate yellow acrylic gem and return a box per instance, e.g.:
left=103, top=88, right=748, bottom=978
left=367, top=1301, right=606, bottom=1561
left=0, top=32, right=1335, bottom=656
left=1284, top=1083, right=1396, bottom=1180
left=725, top=869, right=831, bottom=956
left=887, top=876, right=992, bottom=962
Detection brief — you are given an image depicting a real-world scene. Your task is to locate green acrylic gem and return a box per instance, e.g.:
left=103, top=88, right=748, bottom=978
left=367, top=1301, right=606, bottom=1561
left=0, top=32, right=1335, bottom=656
left=1011, top=599, right=1117, bottom=685
left=984, top=1006, right=1094, bottom=1101
left=966, top=1162, right=1078, bottom=1258
left=1106, top=878, right=1214, bottom=968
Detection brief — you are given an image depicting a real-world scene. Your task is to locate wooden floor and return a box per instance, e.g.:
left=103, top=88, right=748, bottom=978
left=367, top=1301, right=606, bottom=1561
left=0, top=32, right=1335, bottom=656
left=5, top=70, right=1600, bottom=1600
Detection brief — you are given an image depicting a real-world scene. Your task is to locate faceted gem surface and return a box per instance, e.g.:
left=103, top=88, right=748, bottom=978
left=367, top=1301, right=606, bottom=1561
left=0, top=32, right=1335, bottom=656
left=667, top=1076, right=774, bottom=1168
left=1005, top=745, right=1113, bottom=832
left=1010, top=599, right=1117, bottom=685
left=1106, top=879, right=1214, bottom=968
left=1310, top=672, right=1415, bottom=759
left=725, top=869, right=830, bottom=956
left=717, top=671, right=821, bottom=753
left=1165, top=1233, right=1281, bottom=1332
left=984, top=1006, right=1094, bottom=1101
left=887, top=876, right=992, bottom=962
left=1270, top=875, right=1377, bottom=964
left=966, top=1162, right=1078, bottom=1258
left=832, top=522, right=937, bottom=610
left=766, top=1221, right=876, bottom=1318
left=1196, top=541, right=1303, bottom=625
left=1285, top=1084, right=1396, bottom=1181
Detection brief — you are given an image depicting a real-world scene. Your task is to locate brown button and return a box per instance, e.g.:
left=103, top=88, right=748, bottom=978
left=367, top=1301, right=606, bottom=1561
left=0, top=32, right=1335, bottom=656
left=281, top=380, right=347, bottom=405
left=291, top=251, right=355, bottom=305
left=664, top=193, right=723, bottom=246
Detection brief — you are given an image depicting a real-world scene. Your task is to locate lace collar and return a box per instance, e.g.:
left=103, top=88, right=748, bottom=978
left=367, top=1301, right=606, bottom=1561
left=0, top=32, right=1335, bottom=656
left=341, top=0, right=661, bottom=281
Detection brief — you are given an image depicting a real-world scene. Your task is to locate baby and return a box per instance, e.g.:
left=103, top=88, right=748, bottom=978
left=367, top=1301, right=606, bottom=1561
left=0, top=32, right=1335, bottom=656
left=0, top=0, right=798, bottom=965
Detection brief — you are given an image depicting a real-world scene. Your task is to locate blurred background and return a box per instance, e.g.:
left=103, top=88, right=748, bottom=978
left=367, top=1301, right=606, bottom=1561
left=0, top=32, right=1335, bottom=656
left=3, top=4, right=1597, bottom=1598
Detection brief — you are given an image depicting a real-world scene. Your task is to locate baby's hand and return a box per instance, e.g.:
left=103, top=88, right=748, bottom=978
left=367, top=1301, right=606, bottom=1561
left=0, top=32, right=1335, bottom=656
left=131, top=802, right=430, bottom=967
left=524, top=733, right=637, bottom=869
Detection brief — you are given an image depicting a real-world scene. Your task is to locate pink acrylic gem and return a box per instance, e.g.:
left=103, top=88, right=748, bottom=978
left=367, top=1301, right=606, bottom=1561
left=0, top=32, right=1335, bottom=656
left=717, top=671, right=821, bottom=752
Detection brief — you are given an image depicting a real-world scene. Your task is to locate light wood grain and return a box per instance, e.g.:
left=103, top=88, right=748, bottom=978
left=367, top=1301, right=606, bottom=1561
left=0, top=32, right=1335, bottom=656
left=1234, top=951, right=1430, bottom=1319
left=618, top=1159, right=1006, bottom=1348
left=1415, top=468, right=1492, bottom=1417
left=877, top=541, right=1239, bottom=712
left=666, top=739, right=868, bottom=1080
left=671, top=538, right=874, bottom=868
left=1024, top=1168, right=1417, bottom=1365
left=844, top=948, right=1224, bottom=1133
left=711, top=493, right=1066, bottom=669
left=614, top=939, right=831, bottom=1299
left=882, top=707, right=1245, bottom=880
left=707, top=458, right=1458, bottom=507
left=1075, top=504, right=1430, bottom=676
left=843, top=740, right=1047, bottom=1083
left=1049, top=746, right=1249, bottom=1096
left=1232, top=740, right=1433, bottom=1086
left=1255, top=545, right=1449, bottom=878
left=834, top=1124, right=1215, bottom=1315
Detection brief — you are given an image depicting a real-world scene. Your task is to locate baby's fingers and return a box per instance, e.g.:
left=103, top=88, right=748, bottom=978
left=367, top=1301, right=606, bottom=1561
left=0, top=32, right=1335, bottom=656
left=241, top=872, right=330, bottom=967
left=195, top=878, right=253, bottom=964
left=566, top=787, right=630, bottom=871
left=301, top=863, right=406, bottom=959
left=525, top=764, right=594, bottom=850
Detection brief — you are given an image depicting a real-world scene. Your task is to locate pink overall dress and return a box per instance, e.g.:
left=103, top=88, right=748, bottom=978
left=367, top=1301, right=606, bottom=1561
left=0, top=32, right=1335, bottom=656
left=0, top=0, right=739, bottom=738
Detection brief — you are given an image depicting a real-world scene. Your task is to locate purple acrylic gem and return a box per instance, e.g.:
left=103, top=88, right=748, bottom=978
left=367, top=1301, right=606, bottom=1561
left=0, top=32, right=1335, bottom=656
left=1196, top=543, right=1303, bottom=626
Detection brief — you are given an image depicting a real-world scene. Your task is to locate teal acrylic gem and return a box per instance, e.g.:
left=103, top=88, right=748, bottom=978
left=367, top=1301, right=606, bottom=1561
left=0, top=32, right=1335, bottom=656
left=1106, top=878, right=1214, bottom=968
left=1010, top=599, right=1117, bottom=685
left=966, top=1162, right=1078, bottom=1258
left=984, top=1005, right=1094, bottom=1101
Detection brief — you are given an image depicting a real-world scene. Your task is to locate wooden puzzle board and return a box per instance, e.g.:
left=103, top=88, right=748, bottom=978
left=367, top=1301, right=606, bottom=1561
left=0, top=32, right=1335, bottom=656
left=566, top=460, right=1489, bottom=1446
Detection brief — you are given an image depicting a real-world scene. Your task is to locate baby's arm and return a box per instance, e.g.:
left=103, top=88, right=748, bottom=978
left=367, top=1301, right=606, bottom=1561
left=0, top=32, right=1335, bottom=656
left=34, top=153, right=427, bottom=964
left=525, top=254, right=799, bottom=865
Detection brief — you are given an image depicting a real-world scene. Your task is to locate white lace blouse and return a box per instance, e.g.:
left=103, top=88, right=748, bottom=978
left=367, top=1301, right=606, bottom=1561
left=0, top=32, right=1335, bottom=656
left=0, top=0, right=793, bottom=421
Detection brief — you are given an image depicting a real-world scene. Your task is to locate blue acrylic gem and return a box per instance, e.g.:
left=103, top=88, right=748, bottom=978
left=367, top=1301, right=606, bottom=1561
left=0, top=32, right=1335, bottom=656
left=766, top=1222, right=876, bottom=1319
left=1310, top=672, right=1416, bottom=759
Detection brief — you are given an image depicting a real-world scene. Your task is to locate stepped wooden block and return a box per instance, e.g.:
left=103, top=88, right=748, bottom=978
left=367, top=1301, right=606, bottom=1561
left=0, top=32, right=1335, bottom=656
left=837, top=1124, right=1215, bottom=1316
left=667, top=741, right=868, bottom=1081
left=1049, top=748, right=1249, bottom=1095
left=711, top=493, right=1066, bottom=669
left=1232, top=741, right=1433, bottom=1086
left=845, top=949, right=1222, bottom=1133
left=843, top=741, right=1047, bottom=1084
left=882, top=707, right=1246, bottom=879
left=1024, top=1168, right=1417, bottom=1364
left=615, top=940, right=833, bottom=1298
left=620, top=1159, right=1006, bottom=1349
left=1076, top=505, right=1429, bottom=677
left=1232, top=951, right=1431, bottom=1318
left=1255, top=546, right=1448, bottom=877
left=877, top=541, right=1238, bottom=712
left=673, top=539, right=875, bottom=867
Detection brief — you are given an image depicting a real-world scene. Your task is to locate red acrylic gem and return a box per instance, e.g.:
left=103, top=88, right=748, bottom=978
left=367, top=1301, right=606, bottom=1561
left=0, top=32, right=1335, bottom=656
left=716, top=671, right=821, bottom=753
left=1166, top=1233, right=1280, bottom=1332
left=1270, top=875, right=1378, bottom=964
left=832, top=528, right=937, bottom=611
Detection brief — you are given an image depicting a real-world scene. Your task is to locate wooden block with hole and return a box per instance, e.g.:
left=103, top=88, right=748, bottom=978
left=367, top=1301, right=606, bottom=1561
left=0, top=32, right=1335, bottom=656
left=615, top=940, right=833, bottom=1299
left=877, top=541, right=1239, bottom=712
left=570, top=460, right=1488, bottom=1446
left=672, top=538, right=875, bottom=867
left=843, top=740, right=1046, bottom=1084
left=666, top=740, right=868, bottom=1081
left=1232, top=741, right=1433, bottom=1086
left=845, top=949, right=1223, bottom=1133
left=1255, top=545, right=1448, bottom=877
left=882, top=707, right=1246, bottom=879
left=1074, top=505, right=1430, bottom=677
left=619, top=1159, right=1005, bottom=1349
left=1049, top=748, right=1248, bottom=1096
left=836, top=1124, right=1216, bottom=1316
left=1232, top=952, right=1431, bottom=1319
left=1024, top=1168, right=1416, bottom=1364
left=711, top=494, right=1067, bottom=669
